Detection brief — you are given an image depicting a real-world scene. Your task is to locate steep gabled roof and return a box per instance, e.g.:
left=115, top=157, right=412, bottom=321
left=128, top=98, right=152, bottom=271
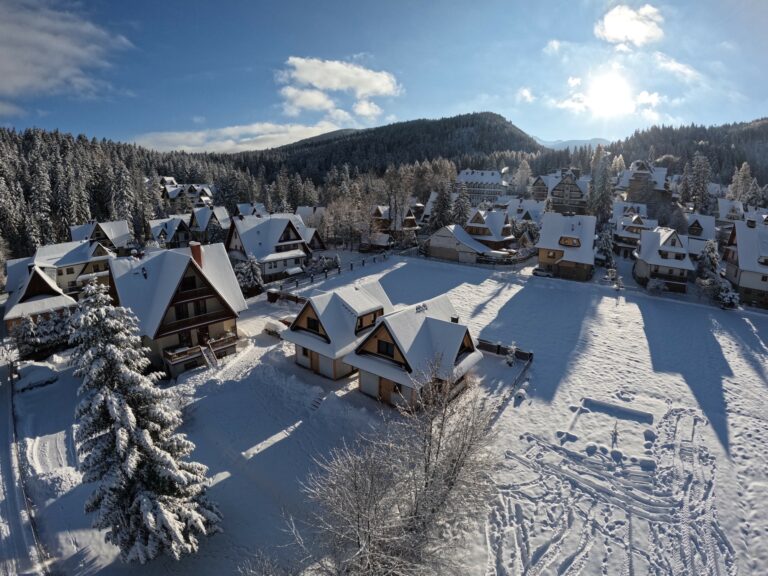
left=149, top=215, right=190, bottom=243
left=236, top=202, right=268, bottom=216
left=611, top=201, right=648, bottom=223
left=4, top=265, right=76, bottom=321
left=345, top=295, right=482, bottom=388
left=717, top=198, right=745, bottom=221
left=191, top=205, right=231, bottom=232
left=109, top=243, right=246, bottom=338
left=636, top=227, right=695, bottom=270
left=228, top=214, right=310, bottom=260
left=731, top=221, right=768, bottom=275
left=70, top=220, right=132, bottom=248
left=536, top=213, right=597, bottom=265
left=283, top=281, right=393, bottom=359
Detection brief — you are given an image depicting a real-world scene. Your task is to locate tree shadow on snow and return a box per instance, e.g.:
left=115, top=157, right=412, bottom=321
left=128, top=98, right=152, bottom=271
left=477, top=277, right=601, bottom=402
left=635, top=297, right=734, bottom=455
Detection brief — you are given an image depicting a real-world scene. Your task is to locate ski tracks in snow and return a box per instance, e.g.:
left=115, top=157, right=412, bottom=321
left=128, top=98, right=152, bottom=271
left=485, top=408, right=736, bottom=576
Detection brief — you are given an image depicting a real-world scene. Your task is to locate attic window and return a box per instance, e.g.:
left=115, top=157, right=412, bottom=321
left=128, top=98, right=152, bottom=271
left=747, top=220, right=756, bottom=228
left=377, top=340, right=395, bottom=358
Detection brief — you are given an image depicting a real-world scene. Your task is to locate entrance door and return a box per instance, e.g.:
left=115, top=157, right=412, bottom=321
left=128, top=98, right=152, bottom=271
left=379, top=378, right=395, bottom=403
left=310, top=351, right=319, bottom=372
left=197, top=325, right=209, bottom=345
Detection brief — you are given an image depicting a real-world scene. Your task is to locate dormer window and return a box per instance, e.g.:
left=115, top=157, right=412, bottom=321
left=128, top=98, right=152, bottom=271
left=306, top=317, right=320, bottom=333
left=559, top=236, right=581, bottom=247
left=377, top=340, right=395, bottom=358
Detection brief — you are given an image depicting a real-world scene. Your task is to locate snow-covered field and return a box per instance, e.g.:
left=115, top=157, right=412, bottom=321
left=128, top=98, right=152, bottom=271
left=9, top=255, right=768, bottom=574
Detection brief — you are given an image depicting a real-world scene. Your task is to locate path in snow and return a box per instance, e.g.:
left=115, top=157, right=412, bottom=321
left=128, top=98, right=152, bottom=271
left=0, top=376, right=39, bottom=575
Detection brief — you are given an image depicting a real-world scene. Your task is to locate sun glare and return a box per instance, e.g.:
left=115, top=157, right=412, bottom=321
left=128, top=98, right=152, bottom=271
left=586, top=71, right=635, bottom=118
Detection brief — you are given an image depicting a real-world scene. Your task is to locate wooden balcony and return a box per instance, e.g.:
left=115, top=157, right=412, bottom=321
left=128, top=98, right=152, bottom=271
left=163, top=333, right=239, bottom=364
left=156, top=309, right=234, bottom=337
left=171, top=286, right=215, bottom=303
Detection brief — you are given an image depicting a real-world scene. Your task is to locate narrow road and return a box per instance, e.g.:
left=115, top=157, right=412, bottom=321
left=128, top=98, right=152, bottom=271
left=0, top=369, right=40, bottom=575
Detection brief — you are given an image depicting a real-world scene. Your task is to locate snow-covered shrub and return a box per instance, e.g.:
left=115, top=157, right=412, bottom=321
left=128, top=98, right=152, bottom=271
left=70, top=282, right=221, bottom=563
left=11, top=316, right=38, bottom=358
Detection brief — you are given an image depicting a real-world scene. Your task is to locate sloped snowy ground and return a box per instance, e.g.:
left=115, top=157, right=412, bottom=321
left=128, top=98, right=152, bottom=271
left=11, top=256, right=768, bottom=575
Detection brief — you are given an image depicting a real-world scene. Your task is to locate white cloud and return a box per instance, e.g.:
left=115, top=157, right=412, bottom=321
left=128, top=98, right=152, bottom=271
left=636, top=90, right=661, bottom=107
left=594, top=4, right=664, bottom=47
left=280, top=85, right=336, bottom=116
left=515, top=87, right=535, bottom=104
left=543, top=39, right=562, bottom=54
left=0, top=0, right=130, bottom=101
left=0, top=101, right=24, bottom=117
left=281, top=56, right=401, bottom=99
left=353, top=99, right=383, bottom=119
left=326, top=108, right=354, bottom=123
left=653, top=52, right=702, bottom=82
left=567, top=76, right=582, bottom=88
left=192, top=115, right=206, bottom=124
left=134, top=120, right=342, bottom=153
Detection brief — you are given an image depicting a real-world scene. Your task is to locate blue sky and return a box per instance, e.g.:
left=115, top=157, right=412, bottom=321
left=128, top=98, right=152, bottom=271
left=2, top=0, right=767, bottom=152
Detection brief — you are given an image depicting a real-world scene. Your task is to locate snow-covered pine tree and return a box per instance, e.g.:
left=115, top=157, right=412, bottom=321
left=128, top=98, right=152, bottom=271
left=430, top=188, right=452, bottom=231
left=691, top=153, right=711, bottom=214
left=513, top=160, right=531, bottom=196
left=235, top=255, right=264, bottom=295
left=71, top=282, right=221, bottom=563
left=451, top=185, right=471, bottom=226
left=12, top=315, right=38, bottom=358
left=597, top=227, right=615, bottom=268
left=743, top=178, right=763, bottom=210
left=679, top=162, right=692, bottom=204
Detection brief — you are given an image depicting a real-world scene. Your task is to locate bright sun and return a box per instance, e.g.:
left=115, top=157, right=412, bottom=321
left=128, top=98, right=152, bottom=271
left=586, top=71, right=636, bottom=118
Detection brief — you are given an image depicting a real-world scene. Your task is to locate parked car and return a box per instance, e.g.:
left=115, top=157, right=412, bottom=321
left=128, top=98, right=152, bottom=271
left=532, top=267, right=553, bottom=278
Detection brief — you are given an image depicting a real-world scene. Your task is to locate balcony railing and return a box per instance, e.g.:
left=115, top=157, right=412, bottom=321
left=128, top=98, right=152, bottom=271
left=172, top=286, right=215, bottom=303
left=163, top=333, right=239, bottom=364
left=156, top=309, right=234, bottom=337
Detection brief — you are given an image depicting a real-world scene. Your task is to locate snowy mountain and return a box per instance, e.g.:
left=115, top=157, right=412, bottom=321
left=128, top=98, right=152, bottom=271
left=534, top=136, right=611, bottom=150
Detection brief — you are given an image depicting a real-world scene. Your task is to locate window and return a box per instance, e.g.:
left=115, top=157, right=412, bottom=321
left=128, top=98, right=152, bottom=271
left=66, top=267, right=74, bottom=274
left=175, top=303, right=189, bottom=320
left=547, top=251, right=556, bottom=258
left=377, top=339, right=395, bottom=358
left=294, top=258, right=301, bottom=265
left=178, top=330, right=192, bottom=348
left=559, top=237, right=581, bottom=247
left=57, top=269, right=63, bottom=276
left=306, top=317, right=320, bottom=333
left=393, top=382, right=402, bottom=394
left=302, top=347, right=309, bottom=357
left=180, top=275, right=196, bottom=291
left=762, top=275, right=768, bottom=282
left=193, top=299, right=207, bottom=316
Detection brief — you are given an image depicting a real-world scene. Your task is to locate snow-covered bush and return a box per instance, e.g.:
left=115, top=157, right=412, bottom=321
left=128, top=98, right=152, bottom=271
left=70, top=282, right=221, bottom=563
left=11, top=316, right=38, bottom=358
left=235, top=255, right=264, bottom=295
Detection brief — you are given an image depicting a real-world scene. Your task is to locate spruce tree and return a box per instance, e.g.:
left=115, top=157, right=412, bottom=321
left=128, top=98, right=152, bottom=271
left=691, top=153, right=711, bottom=214
left=430, top=188, right=452, bottom=231
left=451, top=186, right=471, bottom=226
left=71, top=282, right=221, bottom=564
left=12, top=315, right=39, bottom=358
left=235, top=256, right=264, bottom=294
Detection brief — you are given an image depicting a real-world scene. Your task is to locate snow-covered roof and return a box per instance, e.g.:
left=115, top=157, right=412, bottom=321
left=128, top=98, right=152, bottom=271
left=283, top=281, right=394, bottom=359
left=506, top=199, right=546, bottom=224
left=636, top=227, right=695, bottom=270
left=295, top=206, right=326, bottom=221
left=731, top=221, right=768, bottom=275
left=611, top=201, right=648, bottom=224
left=109, top=243, right=247, bottom=338
left=236, top=202, right=268, bottom=217
left=4, top=265, right=76, bottom=322
left=432, top=225, right=502, bottom=255
left=534, top=170, right=591, bottom=196
left=70, top=220, right=132, bottom=248
left=29, top=240, right=115, bottom=270
left=615, top=162, right=668, bottom=192
left=615, top=214, right=658, bottom=240
left=465, top=209, right=514, bottom=242
left=718, top=199, right=744, bottom=221
left=457, top=169, right=507, bottom=186
left=149, top=216, right=189, bottom=242
left=535, top=213, right=597, bottom=266
left=686, top=213, right=716, bottom=240
left=229, top=214, right=311, bottom=261
left=344, top=294, right=483, bottom=389
left=191, top=205, right=231, bottom=232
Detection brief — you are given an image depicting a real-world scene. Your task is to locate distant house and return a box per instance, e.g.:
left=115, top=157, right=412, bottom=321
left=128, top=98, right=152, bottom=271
left=149, top=215, right=192, bottom=248
left=633, top=227, right=695, bottom=292
left=419, top=191, right=458, bottom=226
left=684, top=213, right=717, bottom=258
left=189, top=206, right=232, bottom=243
left=109, top=242, right=247, bottom=376
left=536, top=213, right=597, bottom=280
left=456, top=168, right=509, bottom=206
left=463, top=209, right=515, bottom=250
left=427, top=225, right=507, bottom=264
left=3, top=265, right=77, bottom=333
left=225, top=214, right=312, bottom=281
left=505, top=198, right=546, bottom=225
left=160, top=183, right=214, bottom=212
left=610, top=201, right=648, bottom=224
left=70, top=220, right=133, bottom=254
left=531, top=169, right=591, bottom=214
left=723, top=220, right=768, bottom=308
left=717, top=198, right=745, bottom=224
left=283, top=281, right=394, bottom=379
left=613, top=213, right=658, bottom=258
left=614, top=161, right=669, bottom=208
left=236, top=202, right=269, bottom=217
left=371, top=205, right=420, bottom=240
left=344, top=295, right=483, bottom=407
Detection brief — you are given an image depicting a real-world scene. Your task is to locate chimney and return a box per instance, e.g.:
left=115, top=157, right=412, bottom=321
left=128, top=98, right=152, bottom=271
left=450, top=315, right=459, bottom=323
left=189, top=241, right=203, bottom=267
